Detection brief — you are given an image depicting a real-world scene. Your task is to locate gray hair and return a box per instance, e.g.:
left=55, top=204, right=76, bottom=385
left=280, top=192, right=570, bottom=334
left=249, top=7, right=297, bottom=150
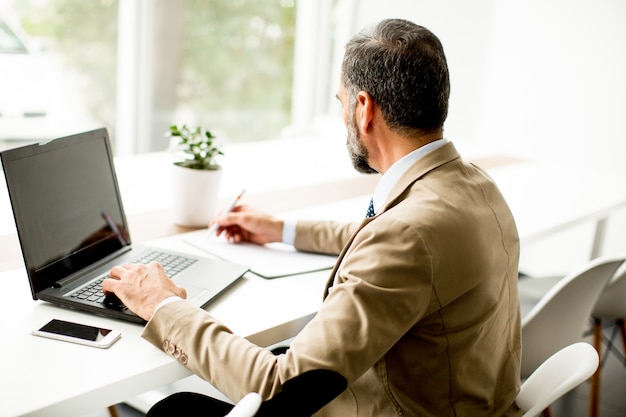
left=341, top=19, right=450, bottom=136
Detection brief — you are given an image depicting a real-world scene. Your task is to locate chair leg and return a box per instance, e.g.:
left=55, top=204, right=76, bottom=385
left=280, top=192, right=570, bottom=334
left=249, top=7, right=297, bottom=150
left=108, top=405, right=120, bottom=417
left=618, top=319, right=626, bottom=366
left=589, top=318, right=602, bottom=417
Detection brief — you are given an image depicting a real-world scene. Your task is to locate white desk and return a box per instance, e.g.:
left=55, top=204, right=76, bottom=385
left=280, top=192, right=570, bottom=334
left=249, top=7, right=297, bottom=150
left=487, top=161, right=626, bottom=252
left=0, top=235, right=328, bottom=417
left=285, top=160, right=626, bottom=259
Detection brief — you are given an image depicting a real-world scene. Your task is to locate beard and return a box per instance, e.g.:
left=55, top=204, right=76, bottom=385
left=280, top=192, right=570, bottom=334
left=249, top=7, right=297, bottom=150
left=346, top=114, right=378, bottom=174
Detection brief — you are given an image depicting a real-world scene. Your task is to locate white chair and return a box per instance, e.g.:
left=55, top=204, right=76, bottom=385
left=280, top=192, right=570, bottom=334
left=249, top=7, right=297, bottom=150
left=518, top=256, right=626, bottom=417
left=589, top=261, right=626, bottom=417
left=225, top=392, right=262, bottom=417
left=516, top=342, right=599, bottom=417
left=519, top=256, right=622, bottom=415
left=519, top=256, right=623, bottom=379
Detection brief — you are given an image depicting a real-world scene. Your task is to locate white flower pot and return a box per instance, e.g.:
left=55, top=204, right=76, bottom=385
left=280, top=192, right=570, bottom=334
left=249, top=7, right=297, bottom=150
left=172, top=164, right=223, bottom=227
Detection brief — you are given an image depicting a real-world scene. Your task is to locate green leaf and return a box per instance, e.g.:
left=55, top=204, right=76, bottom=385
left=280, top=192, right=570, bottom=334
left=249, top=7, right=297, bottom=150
left=168, top=123, right=224, bottom=170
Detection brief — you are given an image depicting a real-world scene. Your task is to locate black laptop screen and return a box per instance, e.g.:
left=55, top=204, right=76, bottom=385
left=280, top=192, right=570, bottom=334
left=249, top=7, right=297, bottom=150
left=1, top=129, right=129, bottom=297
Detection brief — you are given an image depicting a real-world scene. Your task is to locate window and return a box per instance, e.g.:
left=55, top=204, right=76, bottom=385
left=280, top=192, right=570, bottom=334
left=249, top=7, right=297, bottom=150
left=2, top=0, right=301, bottom=154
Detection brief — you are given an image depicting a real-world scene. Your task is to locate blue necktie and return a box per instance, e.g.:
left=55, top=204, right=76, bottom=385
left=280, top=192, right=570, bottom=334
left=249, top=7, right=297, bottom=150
left=365, top=198, right=375, bottom=218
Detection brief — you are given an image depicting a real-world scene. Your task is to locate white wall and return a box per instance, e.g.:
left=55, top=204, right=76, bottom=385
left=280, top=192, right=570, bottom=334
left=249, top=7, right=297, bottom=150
left=332, top=0, right=626, bottom=176
left=329, top=0, right=626, bottom=274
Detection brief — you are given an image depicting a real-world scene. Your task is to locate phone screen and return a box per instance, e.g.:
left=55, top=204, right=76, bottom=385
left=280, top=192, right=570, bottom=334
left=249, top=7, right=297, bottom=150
left=38, top=319, right=113, bottom=342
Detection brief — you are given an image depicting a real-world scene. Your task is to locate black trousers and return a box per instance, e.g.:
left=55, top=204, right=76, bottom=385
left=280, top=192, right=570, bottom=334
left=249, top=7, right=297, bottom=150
left=146, top=368, right=347, bottom=417
left=146, top=392, right=234, bottom=417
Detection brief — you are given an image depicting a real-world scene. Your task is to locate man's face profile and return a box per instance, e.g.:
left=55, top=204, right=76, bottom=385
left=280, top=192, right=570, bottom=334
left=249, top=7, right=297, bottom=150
left=338, top=82, right=376, bottom=175
left=346, top=110, right=375, bottom=174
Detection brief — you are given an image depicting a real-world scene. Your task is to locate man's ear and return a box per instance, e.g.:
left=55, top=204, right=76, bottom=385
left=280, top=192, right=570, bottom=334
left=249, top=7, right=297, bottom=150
left=356, top=91, right=374, bottom=133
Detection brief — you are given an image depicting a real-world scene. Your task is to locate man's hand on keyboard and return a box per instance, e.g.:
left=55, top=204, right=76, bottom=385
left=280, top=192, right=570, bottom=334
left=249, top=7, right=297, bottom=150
left=102, top=261, right=187, bottom=321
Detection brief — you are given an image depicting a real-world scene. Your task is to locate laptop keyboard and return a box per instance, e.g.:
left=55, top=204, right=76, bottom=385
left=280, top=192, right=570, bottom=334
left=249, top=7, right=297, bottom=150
left=69, top=250, right=198, bottom=304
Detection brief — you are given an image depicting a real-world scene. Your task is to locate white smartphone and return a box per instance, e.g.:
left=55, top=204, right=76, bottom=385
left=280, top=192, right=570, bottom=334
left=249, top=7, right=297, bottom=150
left=32, top=318, right=121, bottom=348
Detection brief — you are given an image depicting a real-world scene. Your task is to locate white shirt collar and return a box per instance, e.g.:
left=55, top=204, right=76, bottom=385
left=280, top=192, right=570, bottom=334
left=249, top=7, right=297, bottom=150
left=370, top=138, right=448, bottom=214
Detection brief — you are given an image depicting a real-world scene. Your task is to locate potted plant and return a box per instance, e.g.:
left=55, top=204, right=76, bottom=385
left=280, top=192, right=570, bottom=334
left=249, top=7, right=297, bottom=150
left=167, top=124, right=225, bottom=227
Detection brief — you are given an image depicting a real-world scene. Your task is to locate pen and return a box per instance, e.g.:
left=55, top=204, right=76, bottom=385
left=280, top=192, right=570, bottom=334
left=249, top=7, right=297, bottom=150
left=208, top=188, right=246, bottom=235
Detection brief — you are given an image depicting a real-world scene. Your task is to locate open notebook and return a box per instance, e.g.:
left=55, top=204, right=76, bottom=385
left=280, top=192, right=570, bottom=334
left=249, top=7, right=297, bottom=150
left=184, top=230, right=337, bottom=279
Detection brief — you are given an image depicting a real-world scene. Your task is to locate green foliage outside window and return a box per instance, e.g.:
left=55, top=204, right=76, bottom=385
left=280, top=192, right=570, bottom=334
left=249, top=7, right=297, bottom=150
left=14, top=0, right=297, bottom=148
left=182, top=0, right=297, bottom=142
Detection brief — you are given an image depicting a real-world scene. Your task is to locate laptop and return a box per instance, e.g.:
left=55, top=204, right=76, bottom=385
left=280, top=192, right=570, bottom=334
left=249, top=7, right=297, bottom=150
left=0, top=128, right=249, bottom=324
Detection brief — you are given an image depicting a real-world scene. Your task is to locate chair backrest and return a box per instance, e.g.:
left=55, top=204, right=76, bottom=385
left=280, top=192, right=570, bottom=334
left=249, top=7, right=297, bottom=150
left=592, top=260, right=626, bottom=319
left=225, top=393, right=262, bottom=417
left=516, top=342, right=599, bottom=417
left=520, top=256, right=623, bottom=378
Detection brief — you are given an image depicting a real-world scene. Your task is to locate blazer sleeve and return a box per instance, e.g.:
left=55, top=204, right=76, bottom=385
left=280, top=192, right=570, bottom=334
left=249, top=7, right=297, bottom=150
left=142, top=300, right=286, bottom=401
left=141, top=215, right=433, bottom=402
left=293, top=220, right=359, bottom=255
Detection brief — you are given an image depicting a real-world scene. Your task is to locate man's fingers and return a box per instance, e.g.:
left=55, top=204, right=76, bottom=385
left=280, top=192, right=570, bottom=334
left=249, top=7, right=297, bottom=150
left=101, top=275, right=118, bottom=294
left=109, top=263, right=137, bottom=277
left=146, top=260, right=164, bottom=271
left=108, top=267, right=123, bottom=279
left=104, top=263, right=140, bottom=294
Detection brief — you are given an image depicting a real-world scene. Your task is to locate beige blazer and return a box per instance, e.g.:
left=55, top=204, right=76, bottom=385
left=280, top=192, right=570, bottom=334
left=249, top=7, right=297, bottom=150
left=143, top=142, right=523, bottom=417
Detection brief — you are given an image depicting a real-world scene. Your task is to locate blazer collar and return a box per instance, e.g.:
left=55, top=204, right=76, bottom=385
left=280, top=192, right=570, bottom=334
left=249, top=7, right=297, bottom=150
left=381, top=141, right=461, bottom=215
left=322, top=142, right=461, bottom=298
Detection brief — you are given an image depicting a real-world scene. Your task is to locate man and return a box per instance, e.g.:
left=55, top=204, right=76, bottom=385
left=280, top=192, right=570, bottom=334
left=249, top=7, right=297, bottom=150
left=104, top=19, right=522, bottom=416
